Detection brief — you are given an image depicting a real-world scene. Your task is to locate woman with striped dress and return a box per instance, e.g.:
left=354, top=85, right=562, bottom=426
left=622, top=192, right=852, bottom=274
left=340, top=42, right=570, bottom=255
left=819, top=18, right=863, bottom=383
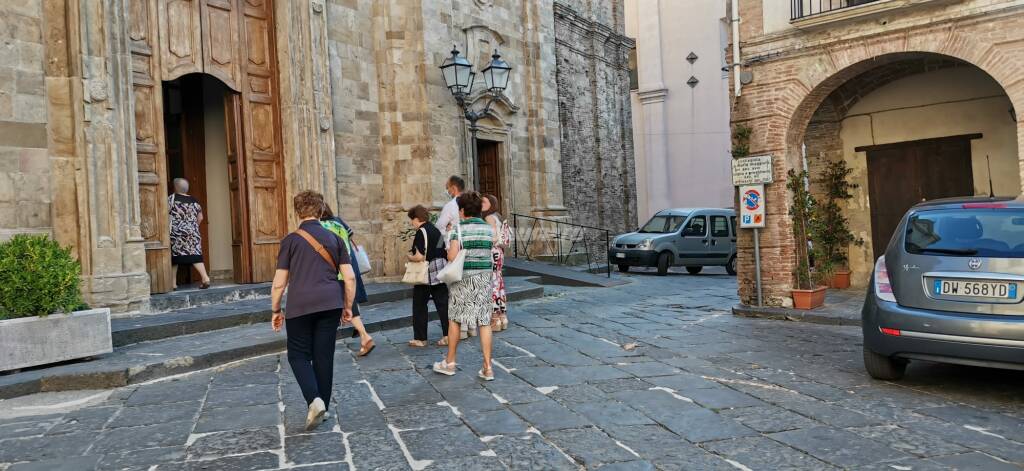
left=432, top=192, right=496, bottom=381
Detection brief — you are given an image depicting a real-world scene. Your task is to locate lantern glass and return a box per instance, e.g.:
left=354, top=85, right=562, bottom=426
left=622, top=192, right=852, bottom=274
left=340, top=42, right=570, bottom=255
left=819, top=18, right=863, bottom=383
left=482, top=50, right=511, bottom=92
left=440, top=47, right=474, bottom=93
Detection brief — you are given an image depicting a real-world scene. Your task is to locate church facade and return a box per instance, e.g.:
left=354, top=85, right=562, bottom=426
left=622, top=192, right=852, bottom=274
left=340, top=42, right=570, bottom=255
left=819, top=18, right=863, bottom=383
left=0, top=0, right=634, bottom=311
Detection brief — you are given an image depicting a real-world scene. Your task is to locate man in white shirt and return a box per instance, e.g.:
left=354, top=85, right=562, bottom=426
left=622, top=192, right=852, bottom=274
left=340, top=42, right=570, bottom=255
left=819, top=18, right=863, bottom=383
left=436, top=175, right=465, bottom=247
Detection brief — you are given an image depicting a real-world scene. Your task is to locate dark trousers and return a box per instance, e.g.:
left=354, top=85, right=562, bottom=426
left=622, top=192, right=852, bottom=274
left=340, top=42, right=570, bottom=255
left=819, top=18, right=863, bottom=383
left=286, top=309, right=341, bottom=408
left=413, top=283, right=450, bottom=341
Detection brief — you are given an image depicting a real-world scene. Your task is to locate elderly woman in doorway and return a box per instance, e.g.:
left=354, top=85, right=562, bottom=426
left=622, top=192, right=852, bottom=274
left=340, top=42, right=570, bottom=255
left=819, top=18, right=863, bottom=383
left=433, top=192, right=496, bottom=381
left=271, top=190, right=356, bottom=432
left=319, top=203, right=374, bottom=356
left=169, top=178, right=211, bottom=290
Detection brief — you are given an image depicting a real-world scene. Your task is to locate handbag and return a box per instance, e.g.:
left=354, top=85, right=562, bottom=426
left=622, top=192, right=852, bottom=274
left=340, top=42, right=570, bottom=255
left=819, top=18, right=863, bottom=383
left=354, top=245, right=371, bottom=274
left=402, top=228, right=429, bottom=285
left=437, top=223, right=465, bottom=285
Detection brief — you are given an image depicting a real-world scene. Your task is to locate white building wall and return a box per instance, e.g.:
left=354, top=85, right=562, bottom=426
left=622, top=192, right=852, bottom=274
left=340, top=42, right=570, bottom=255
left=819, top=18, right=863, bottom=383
left=626, top=0, right=733, bottom=225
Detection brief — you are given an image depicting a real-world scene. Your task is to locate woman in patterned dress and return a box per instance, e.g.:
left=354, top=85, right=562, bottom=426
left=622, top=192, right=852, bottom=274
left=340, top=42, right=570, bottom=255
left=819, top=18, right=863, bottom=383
left=168, top=178, right=210, bottom=290
left=432, top=192, right=496, bottom=381
left=481, top=194, right=509, bottom=332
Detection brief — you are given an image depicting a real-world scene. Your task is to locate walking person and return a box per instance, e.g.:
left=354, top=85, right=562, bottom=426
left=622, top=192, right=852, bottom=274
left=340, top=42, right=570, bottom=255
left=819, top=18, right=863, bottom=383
left=168, top=178, right=211, bottom=290
left=434, top=175, right=475, bottom=339
left=271, top=190, right=356, bottom=432
left=482, top=194, right=510, bottom=332
left=406, top=205, right=451, bottom=347
left=433, top=192, right=496, bottom=381
left=319, top=204, right=374, bottom=356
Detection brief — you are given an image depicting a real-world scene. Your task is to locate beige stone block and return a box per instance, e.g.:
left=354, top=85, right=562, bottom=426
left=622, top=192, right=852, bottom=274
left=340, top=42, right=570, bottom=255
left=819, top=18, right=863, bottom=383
left=0, top=201, right=15, bottom=227
left=16, top=200, right=49, bottom=228
left=0, top=173, right=13, bottom=202
left=14, top=172, right=51, bottom=201
left=15, top=70, right=43, bottom=95
left=18, top=42, right=44, bottom=70
left=0, top=147, right=18, bottom=172
left=13, top=94, right=46, bottom=122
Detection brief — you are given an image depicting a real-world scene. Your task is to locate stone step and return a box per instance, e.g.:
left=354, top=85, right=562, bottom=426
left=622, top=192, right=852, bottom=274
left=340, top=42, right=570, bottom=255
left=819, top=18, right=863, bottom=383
left=505, top=258, right=630, bottom=287
left=0, top=278, right=544, bottom=400
left=113, top=281, right=415, bottom=348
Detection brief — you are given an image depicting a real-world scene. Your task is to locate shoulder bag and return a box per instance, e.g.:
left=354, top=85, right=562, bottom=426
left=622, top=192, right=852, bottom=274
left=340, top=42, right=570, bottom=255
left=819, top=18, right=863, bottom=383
left=402, top=228, right=429, bottom=285
left=354, top=245, right=372, bottom=274
left=437, top=223, right=465, bottom=285
left=295, top=229, right=338, bottom=274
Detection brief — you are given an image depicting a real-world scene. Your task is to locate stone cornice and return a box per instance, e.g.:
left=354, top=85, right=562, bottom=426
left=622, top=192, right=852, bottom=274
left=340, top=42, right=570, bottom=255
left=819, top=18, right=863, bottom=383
left=637, top=88, right=668, bottom=104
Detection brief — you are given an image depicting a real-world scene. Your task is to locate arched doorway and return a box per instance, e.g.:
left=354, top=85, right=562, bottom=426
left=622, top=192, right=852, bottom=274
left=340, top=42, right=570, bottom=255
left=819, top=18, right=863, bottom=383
left=131, top=0, right=287, bottom=293
left=795, top=53, right=1021, bottom=287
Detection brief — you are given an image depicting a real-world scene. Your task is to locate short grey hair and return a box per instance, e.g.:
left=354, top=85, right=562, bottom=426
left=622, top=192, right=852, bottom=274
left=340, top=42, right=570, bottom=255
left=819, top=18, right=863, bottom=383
left=173, top=178, right=189, bottom=193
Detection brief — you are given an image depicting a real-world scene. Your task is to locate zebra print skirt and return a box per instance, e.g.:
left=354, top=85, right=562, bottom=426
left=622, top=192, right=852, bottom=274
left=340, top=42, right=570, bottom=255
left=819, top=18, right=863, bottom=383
left=448, top=272, right=493, bottom=327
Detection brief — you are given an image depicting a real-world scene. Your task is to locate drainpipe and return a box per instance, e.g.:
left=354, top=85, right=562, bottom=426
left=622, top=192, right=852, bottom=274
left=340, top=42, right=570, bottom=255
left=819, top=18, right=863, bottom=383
left=731, top=0, right=741, bottom=97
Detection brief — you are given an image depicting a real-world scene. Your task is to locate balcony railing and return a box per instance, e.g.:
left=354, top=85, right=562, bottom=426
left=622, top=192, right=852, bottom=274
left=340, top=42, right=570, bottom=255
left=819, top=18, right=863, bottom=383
left=791, top=0, right=880, bottom=20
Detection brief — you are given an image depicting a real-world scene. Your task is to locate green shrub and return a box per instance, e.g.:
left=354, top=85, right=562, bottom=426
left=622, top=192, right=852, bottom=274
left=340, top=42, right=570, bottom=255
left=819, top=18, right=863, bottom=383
left=0, top=234, right=83, bottom=319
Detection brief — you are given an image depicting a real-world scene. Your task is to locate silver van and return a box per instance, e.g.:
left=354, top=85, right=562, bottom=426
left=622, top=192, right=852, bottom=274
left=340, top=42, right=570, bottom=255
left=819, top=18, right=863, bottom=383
left=608, top=208, right=737, bottom=276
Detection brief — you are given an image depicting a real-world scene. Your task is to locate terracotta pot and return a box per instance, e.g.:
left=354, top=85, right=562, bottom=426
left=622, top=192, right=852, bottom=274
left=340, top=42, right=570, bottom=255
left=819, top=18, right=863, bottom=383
left=829, top=270, right=851, bottom=290
left=791, top=286, right=827, bottom=310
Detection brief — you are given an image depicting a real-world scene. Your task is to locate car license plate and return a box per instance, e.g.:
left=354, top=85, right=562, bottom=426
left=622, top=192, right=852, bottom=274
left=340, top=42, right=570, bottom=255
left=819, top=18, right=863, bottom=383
left=933, top=279, right=1017, bottom=299
left=615, top=252, right=626, bottom=259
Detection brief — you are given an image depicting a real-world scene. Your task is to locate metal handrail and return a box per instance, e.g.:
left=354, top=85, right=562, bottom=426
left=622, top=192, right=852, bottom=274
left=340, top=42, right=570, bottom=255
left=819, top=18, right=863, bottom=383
left=510, top=213, right=611, bottom=277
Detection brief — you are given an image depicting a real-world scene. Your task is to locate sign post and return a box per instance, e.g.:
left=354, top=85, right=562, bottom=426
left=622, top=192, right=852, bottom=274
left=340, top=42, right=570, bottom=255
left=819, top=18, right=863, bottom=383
left=733, top=155, right=772, bottom=307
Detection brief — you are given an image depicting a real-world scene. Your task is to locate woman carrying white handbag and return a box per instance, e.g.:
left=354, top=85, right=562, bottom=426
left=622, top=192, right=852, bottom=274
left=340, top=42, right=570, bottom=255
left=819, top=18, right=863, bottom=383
left=433, top=192, right=497, bottom=381
left=404, top=205, right=450, bottom=347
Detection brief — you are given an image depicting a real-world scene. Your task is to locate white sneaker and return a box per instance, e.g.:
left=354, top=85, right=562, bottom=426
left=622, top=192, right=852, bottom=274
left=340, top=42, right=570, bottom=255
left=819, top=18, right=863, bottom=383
left=305, top=397, right=326, bottom=432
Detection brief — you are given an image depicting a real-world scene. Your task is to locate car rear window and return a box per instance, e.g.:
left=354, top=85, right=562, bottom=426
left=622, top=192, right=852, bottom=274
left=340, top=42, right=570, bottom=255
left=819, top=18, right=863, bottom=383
left=905, top=208, right=1024, bottom=258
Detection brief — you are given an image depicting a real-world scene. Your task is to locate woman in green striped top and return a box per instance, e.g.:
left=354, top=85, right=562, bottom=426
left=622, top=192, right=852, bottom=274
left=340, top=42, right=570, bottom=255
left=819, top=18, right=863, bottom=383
left=433, top=192, right=497, bottom=381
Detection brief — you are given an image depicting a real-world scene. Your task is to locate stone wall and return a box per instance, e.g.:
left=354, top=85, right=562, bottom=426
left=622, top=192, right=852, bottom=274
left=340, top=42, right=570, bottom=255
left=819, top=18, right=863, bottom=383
left=731, top=0, right=1024, bottom=306
left=0, top=1, right=50, bottom=240
left=554, top=2, right=637, bottom=234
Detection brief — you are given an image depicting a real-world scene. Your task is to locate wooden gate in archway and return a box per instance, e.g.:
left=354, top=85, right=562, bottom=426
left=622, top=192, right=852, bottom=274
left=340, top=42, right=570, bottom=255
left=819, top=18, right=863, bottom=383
left=129, top=0, right=287, bottom=293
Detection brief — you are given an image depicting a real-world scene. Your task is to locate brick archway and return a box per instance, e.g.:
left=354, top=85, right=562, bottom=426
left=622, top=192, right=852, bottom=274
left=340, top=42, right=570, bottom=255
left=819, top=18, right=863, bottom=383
left=734, top=24, right=1024, bottom=307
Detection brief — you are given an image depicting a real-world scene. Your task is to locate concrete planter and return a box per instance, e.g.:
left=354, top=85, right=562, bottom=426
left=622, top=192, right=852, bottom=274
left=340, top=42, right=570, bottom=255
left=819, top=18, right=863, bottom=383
left=0, top=308, right=113, bottom=372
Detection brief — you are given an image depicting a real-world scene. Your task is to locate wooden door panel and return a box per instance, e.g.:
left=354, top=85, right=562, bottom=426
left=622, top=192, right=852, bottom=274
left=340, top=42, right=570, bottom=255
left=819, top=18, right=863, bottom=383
left=240, top=0, right=285, bottom=282
left=200, top=0, right=242, bottom=91
left=477, top=141, right=503, bottom=213
left=866, top=138, right=975, bottom=259
left=132, top=0, right=173, bottom=294
left=158, top=0, right=203, bottom=81
left=224, top=93, right=252, bottom=283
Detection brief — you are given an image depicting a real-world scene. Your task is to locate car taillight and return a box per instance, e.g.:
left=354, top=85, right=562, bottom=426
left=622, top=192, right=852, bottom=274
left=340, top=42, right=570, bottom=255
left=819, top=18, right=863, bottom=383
left=874, top=256, right=896, bottom=303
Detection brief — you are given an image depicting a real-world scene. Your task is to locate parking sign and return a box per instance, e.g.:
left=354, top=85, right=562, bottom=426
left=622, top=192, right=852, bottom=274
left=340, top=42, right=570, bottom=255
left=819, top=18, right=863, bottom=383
left=739, top=184, right=765, bottom=228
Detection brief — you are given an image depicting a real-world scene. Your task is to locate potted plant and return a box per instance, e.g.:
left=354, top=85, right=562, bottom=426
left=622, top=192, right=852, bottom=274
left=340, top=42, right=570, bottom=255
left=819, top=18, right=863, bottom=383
left=787, top=169, right=827, bottom=309
left=815, top=160, right=864, bottom=289
left=0, top=235, right=112, bottom=372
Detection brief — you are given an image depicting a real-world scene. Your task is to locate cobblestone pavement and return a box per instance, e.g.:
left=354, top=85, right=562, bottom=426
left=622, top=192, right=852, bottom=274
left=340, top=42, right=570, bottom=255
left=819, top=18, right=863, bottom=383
left=2, top=268, right=1023, bottom=470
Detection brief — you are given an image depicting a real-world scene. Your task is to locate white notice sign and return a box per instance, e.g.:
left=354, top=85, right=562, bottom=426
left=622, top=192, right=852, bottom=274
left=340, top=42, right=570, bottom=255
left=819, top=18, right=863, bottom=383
left=732, top=155, right=773, bottom=185
left=739, top=184, right=766, bottom=228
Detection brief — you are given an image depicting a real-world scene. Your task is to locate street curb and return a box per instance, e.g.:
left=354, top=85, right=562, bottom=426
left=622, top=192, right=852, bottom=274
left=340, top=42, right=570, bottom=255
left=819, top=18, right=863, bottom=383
left=731, top=304, right=862, bottom=327
left=0, top=284, right=545, bottom=400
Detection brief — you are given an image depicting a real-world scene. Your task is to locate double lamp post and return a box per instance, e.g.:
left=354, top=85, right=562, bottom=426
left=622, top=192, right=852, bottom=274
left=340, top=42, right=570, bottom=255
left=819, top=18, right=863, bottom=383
left=439, top=46, right=512, bottom=190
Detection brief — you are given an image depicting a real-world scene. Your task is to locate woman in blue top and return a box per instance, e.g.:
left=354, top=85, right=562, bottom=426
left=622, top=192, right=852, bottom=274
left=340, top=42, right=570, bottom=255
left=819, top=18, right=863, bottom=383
left=320, top=203, right=374, bottom=357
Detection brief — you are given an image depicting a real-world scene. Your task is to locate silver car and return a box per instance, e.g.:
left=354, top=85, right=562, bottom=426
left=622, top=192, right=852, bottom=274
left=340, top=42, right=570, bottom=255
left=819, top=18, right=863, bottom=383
left=862, top=197, right=1024, bottom=380
left=608, top=208, right=737, bottom=276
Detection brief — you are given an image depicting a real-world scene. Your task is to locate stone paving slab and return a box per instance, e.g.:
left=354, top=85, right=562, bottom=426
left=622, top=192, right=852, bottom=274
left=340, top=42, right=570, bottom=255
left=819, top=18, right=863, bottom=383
left=1, top=271, right=1023, bottom=470
left=0, top=279, right=543, bottom=400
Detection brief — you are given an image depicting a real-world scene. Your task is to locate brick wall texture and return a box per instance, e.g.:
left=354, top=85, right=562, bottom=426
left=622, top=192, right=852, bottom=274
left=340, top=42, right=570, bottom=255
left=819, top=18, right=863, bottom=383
left=554, top=2, right=637, bottom=234
left=732, top=1, right=1024, bottom=306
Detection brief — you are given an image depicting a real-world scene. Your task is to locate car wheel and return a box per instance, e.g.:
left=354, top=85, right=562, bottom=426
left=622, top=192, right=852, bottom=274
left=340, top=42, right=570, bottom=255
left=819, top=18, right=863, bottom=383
left=685, top=266, right=702, bottom=275
left=618, top=264, right=630, bottom=273
left=726, top=256, right=737, bottom=276
left=863, top=347, right=907, bottom=381
left=656, top=252, right=671, bottom=276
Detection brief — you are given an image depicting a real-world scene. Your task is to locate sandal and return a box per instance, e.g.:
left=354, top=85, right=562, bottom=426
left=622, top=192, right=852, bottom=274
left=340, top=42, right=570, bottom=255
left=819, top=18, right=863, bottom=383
left=501, top=315, right=509, bottom=330
left=432, top=359, right=457, bottom=376
left=408, top=340, right=427, bottom=348
left=357, top=339, right=376, bottom=357
left=478, top=368, right=495, bottom=381
left=436, top=337, right=449, bottom=347
left=490, top=317, right=502, bottom=332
